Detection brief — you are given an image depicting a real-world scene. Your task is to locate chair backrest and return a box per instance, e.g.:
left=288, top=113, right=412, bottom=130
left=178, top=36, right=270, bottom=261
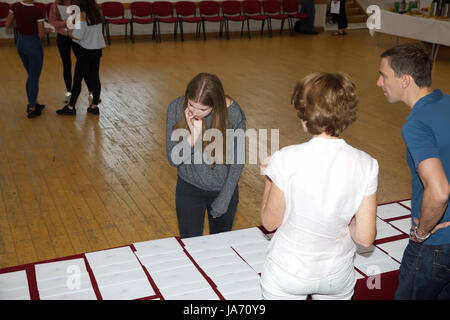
left=243, top=0, right=262, bottom=15
left=199, top=1, right=220, bottom=16
left=0, top=2, right=10, bottom=19
left=101, top=1, right=125, bottom=18
left=263, top=0, right=282, bottom=14
left=282, top=0, right=300, bottom=14
left=130, top=1, right=154, bottom=17
left=153, top=1, right=175, bottom=18
left=176, top=1, right=197, bottom=17
left=222, top=0, right=242, bottom=16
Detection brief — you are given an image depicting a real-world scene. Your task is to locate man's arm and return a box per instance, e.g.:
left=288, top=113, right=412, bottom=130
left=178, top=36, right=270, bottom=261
left=414, top=158, right=450, bottom=240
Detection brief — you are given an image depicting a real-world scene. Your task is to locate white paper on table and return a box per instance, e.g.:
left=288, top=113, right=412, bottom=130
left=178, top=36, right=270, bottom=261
left=354, top=247, right=392, bottom=267
left=222, top=287, right=263, bottom=300
left=377, top=238, right=409, bottom=263
left=37, top=272, right=92, bottom=292
left=219, top=227, right=269, bottom=246
left=376, top=217, right=403, bottom=239
left=39, top=285, right=97, bottom=300
left=355, top=270, right=366, bottom=280
left=94, top=268, right=148, bottom=288
left=181, top=234, right=230, bottom=252
left=90, top=259, right=143, bottom=276
left=217, top=278, right=261, bottom=295
left=133, top=237, right=183, bottom=256
left=399, top=200, right=411, bottom=209
left=389, top=218, right=411, bottom=235
left=247, top=261, right=264, bottom=274
left=356, top=244, right=376, bottom=255
left=98, top=278, right=155, bottom=300
left=195, top=254, right=245, bottom=270
left=142, top=257, right=193, bottom=274
left=201, top=261, right=255, bottom=277
left=187, top=247, right=237, bottom=261
left=35, top=258, right=88, bottom=282
left=232, top=242, right=269, bottom=255
left=357, top=258, right=400, bottom=275
left=210, top=269, right=260, bottom=286
left=0, top=287, right=30, bottom=300
left=149, top=265, right=206, bottom=289
left=237, top=250, right=267, bottom=265
left=0, top=270, right=29, bottom=290
left=135, top=250, right=189, bottom=266
left=330, top=1, right=340, bottom=14
left=164, top=287, right=220, bottom=300
left=158, top=280, right=211, bottom=297
left=377, top=203, right=411, bottom=220
left=85, top=246, right=137, bottom=269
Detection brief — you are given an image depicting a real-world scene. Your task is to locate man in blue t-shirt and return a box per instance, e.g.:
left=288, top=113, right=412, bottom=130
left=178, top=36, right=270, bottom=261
left=377, top=43, right=450, bottom=300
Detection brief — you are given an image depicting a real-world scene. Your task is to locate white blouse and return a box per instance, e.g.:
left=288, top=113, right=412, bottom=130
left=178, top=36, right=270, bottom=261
left=264, top=137, right=379, bottom=280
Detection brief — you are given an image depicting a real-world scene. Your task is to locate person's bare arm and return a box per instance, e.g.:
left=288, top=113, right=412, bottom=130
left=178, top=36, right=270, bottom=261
left=412, top=158, right=450, bottom=241
left=5, top=11, right=14, bottom=29
left=349, top=192, right=377, bottom=247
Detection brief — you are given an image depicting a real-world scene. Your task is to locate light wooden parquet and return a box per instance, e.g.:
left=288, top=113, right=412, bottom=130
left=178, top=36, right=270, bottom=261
left=0, top=30, right=449, bottom=269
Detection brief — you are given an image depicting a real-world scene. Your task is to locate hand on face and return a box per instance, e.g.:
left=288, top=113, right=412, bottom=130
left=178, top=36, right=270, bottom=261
left=185, top=108, right=203, bottom=145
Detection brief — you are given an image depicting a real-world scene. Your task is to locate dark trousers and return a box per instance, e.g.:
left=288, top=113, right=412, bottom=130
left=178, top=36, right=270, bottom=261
left=336, top=0, right=348, bottom=30
left=395, top=240, right=450, bottom=299
left=69, top=42, right=102, bottom=107
left=16, top=34, right=43, bottom=108
left=56, top=34, right=73, bottom=92
left=175, top=177, right=239, bottom=239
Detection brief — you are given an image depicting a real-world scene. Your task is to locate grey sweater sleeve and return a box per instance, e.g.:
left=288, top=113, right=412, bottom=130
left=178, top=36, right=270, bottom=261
left=166, top=97, right=193, bottom=167
left=210, top=109, right=246, bottom=218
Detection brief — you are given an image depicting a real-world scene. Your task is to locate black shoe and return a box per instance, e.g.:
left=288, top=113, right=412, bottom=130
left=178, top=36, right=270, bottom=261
left=27, top=104, right=45, bottom=113
left=56, top=105, right=76, bottom=115
left=87, top=106, right=100, bottom=115
left=27, top=107, right=42, bottom=119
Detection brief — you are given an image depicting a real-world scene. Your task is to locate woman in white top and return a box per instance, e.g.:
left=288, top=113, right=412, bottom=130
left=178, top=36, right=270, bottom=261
left=56, top=0, right=105, bottom=116
left=260, top=72, right=378, bottom=300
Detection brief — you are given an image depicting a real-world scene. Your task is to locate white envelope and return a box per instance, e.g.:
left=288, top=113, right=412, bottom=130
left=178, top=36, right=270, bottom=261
left=232, top=242, right=269, bottom=255
left=376, top=217, right=403, bottom=239
left=94, top=268, right=148, bottom=288
left=187, top=247, right=237, bottom=261
left=389, top=218, right=411, bottom=235
left=158, top=280, right=211, bottom=297
left=90, top=259, right=143, bottom=276
left=377, top=203, right=411, bottom=220
left=219, top=227, right=268, bottom=246
left=85, top=246, right=138, bottom=269
left=149, top=265, right=206, bottom=289
left=35, top=258, right=88, bottom=282
left=133, top=237, right=183, bottom=256
left=217, top=278, right=261, bottom=295
left=135, top=250, right=189, bottom=266
left=37, top=271, right=92, bottom=292
left=354, top=247, right=391, bottom=267
left=0, top=270, right=29, bottom=290
left=209, top=269, right=260, bottom=286
left=181, top=234, right=230, bottom=252
left=164, top=287, right=220, bottom=300
left=202, top=261, right=254, bottom=277
left=143, top=257, right=193, bottom=274
left=40, top=287, right=98, bottom=300
left=377, top=238, right=409, bottom=263
left=237, top=250, right=267, bottom=265
left=98, top=278, right=155, bottom=300
left=38, top=284, right=95, bottom=299
left=399, top=200, right=411, bottom=209
left=0, top=286, right=30, bottom=300
left=222, top=287, right=263, bottom=300
left=357, top=258, right=400, bottom=276
left=195, top=254, right=245, bottom=270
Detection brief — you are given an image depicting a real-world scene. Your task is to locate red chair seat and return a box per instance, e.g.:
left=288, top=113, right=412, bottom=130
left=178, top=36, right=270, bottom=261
left=106, top=18, right=130, bottom=24
left=132, top=17, right=155, bottom=24
left=203, top=16, right=224, bottom=22
left=0, top=21, right=5, bottom=27
left=180, top=17, right=202, bottom=23
left=157, top=17, right=179, bottom=23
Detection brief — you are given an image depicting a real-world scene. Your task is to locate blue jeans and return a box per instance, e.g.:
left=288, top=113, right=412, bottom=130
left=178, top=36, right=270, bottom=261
left=395, top=240, right=450, bottom=299
left=16, top=34, right=43, bottom=108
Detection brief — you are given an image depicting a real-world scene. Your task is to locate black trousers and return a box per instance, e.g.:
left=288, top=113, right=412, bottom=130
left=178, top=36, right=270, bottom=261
left=56, top=34, right=73, bottom=92
left=175, top=177, right=239, bottom=239
left=69, top=42, right=102, bottom=107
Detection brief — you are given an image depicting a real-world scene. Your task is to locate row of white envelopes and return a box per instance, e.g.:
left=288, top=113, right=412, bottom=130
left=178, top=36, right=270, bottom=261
left=0, top=200, right=413, bottom=300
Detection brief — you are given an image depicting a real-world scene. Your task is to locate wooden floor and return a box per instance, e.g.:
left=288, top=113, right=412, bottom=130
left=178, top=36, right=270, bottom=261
left=1, top=30, right=449, bottom=269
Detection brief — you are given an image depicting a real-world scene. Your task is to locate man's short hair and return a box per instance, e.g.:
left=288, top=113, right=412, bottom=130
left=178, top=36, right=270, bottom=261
left=381, top=43, right=432, bottom=88
left=291, top=72, right=358, bottom=137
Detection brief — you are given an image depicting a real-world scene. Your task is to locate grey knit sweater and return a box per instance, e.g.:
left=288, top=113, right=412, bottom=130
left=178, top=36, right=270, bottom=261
left=166, top=96, right=246, bottom=217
